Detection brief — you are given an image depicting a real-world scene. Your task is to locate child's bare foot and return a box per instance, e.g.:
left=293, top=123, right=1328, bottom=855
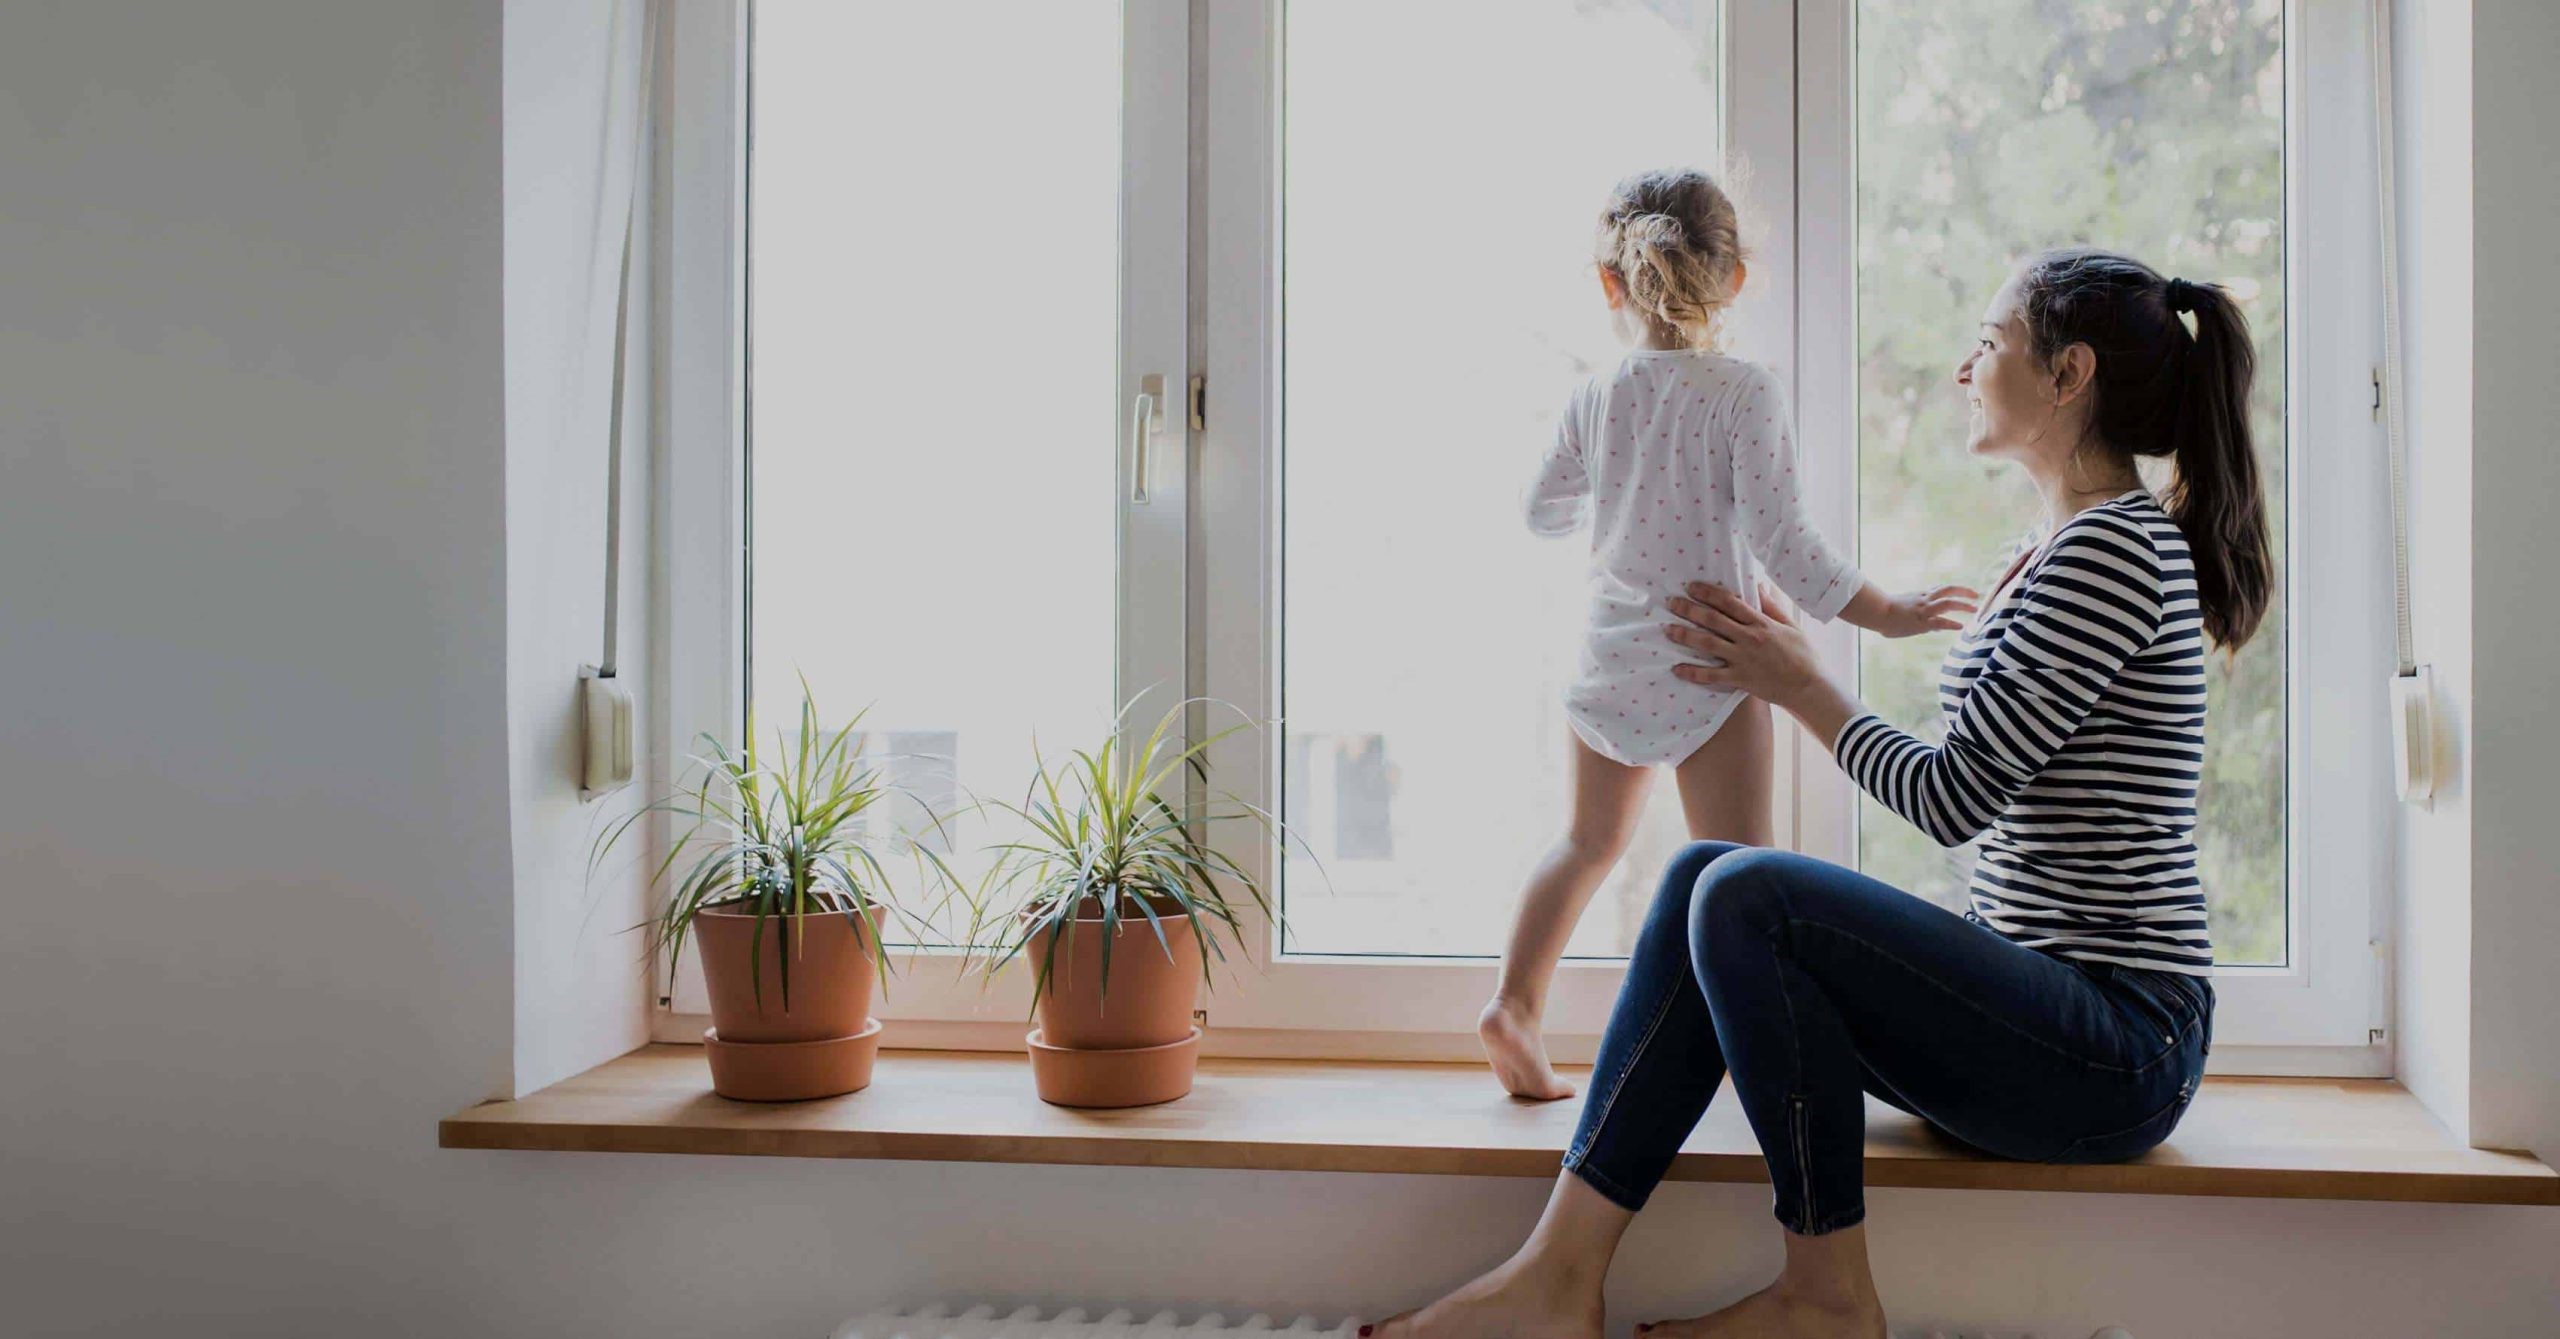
left=1479, top=996, right=1576, bottom=1101
left=1634, top=1282, right=1886, bottom=1339
left=1365, top=1249, right=1604, bottom=1339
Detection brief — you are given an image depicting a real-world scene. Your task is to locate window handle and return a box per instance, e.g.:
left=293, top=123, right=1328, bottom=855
left=1129, top=374, right=1166, bottom=504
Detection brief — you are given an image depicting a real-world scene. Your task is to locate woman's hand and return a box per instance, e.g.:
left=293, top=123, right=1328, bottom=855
left=1665, top=583, right=1866, bottom=747
left=1665, top=583, right=1822, bottom=703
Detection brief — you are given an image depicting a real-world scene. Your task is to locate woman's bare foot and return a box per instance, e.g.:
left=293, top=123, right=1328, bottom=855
left=1369, top=1174, right=1632, bottom=1339
left=1634, top=1281, right=1885, bottom=1339
left=1637, top=1226, right=1888, bottom=1339
left=1479, top=996, right=1576, bottom=1101
left=1365, top=1249, right=1604, bottom=1339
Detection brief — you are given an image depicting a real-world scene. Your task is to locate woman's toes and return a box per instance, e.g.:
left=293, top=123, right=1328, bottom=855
left=1636, top=1290, right=1881, bottom=1339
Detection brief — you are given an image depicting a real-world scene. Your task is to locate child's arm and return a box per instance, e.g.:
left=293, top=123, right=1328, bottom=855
left=1522, top=396, right=1592, bottom=537
left=1836, top=581, right=1980, bottom=639
left=1729, top=368, right=1974, bottom=637
left=1727, top=366, right=1860, bottom=619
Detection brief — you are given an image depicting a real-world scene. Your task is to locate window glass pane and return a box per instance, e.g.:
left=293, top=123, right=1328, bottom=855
left=748, top=2, right=1123, bottom=941
left=1281, top=2, right=1722, bottom=958
left=1852, top=0, right=2286, bottom=963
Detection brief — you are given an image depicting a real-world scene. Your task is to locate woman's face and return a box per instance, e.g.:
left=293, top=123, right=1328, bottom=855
left=1953, top=272, right=2052, bottom=462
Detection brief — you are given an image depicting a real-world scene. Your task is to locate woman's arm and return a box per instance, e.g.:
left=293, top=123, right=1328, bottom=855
left=1662, top=583, right=1863, bottom=745
left=1665, top=511, right=2167, bottom=847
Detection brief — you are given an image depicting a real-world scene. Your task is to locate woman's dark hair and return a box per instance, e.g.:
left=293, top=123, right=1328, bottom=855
left=2014, top=247, right=2275, bottom=651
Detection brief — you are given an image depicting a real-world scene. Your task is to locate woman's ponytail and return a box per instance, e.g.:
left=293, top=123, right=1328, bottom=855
left=2017, top=249, right=2276, bottom=651
left=2162, top=278, right=2274, bottom=650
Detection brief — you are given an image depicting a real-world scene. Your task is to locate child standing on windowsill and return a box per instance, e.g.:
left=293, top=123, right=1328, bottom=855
left=1481, top=167, right=1977, bottom=1100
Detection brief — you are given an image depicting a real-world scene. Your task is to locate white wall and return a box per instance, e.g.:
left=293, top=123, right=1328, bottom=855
left=2465, top=0, right=2560, bottom=1161
left=2393, top=0, right=2476, bottom=1144
left=501, top=0, right=658, bottom=1097
left=0, top=0, right=520, bottom=1324
left=3, top=4, right=2557, bottom=1338
left=2390, top=0, right=2560, bottom=1165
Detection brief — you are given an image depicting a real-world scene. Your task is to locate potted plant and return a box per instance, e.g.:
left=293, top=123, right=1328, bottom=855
left=596, top=685, right=956, bottom=1101
left=969, top=699, right=1295, bottom=1108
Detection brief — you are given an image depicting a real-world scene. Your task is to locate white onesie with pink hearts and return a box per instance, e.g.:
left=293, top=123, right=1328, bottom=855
left=1524, top=349, right=1862, bottom=767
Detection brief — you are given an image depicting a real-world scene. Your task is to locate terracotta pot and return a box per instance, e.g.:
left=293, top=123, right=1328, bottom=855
left=703, top=1019, right=883, bottom=1101
left=694, top=902, right=883, bottom=1044
left=1026, top=1025, right=1201, bottom=1108
left=1029, top=909, right=1203, bottom=1050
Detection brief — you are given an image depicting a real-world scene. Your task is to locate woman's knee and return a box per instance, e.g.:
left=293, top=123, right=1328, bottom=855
left=1687, top=846, right=1812, bottom=957
left=1661, top=840, right=1750, bottom=904
left=1630, top=841, right=1753, bottom=942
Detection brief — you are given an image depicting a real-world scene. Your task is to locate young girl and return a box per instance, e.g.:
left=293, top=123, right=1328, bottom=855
left=1482, top=168, right=1974, bottom=1100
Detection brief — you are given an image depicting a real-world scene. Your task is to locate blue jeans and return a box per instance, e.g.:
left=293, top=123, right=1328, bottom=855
left=1563, top=842, right=2212, bottom=1235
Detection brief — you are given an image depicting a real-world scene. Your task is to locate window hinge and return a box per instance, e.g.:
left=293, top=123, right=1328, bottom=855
left=2371, top=365, right=2384, bottom=421
left=1188, top=374, right=1206, bottom=431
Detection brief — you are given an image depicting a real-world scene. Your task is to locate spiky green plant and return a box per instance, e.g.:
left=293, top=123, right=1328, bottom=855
left=967, top=698, right=1306, bottom=1008
left=592, top=682, right=961, bottom=1013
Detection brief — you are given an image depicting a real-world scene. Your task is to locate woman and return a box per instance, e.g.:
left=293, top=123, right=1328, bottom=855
left=1373, top=249, right=2274, bottom=1339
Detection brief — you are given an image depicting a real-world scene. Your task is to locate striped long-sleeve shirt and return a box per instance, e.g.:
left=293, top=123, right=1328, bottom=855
left=1833, top=492, right=2213, bottom=975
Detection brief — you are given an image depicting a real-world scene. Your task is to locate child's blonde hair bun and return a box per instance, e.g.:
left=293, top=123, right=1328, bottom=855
left=1598, top=168, right=1749, bottom=349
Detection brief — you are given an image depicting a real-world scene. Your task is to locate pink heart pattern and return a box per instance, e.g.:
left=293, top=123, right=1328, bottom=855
left=1524, top=351, right=1862, bottom=766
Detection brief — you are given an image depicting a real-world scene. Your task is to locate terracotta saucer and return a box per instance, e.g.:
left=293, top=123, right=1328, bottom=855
left=1025, top=1025, right=1203, bottom=1108
left=703, top=1018, right=883, bottom=1102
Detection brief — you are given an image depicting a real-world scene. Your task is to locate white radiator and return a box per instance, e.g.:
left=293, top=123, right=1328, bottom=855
left=837, top=1307, right=1355, bottom=1339
left=835, top=1304, right=2132, bottom=1339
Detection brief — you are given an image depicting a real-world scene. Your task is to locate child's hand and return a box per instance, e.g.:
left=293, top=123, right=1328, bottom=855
left=1842, top=582, right=1979, bottom=638
left=1882, top=585, right=1979, bottom=637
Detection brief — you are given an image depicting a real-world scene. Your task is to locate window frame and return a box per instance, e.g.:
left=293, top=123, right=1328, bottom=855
left=1189, top=0, right=1795, bottom=1047
left=1790, top=0, right=2393, bottom=1065
left=661, top=0, right=2395, bottom=1074
left=654, top=0, right=1192, bottom=1034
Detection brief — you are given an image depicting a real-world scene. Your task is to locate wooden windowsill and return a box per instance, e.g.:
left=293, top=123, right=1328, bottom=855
left=440, top=1044, right=2560, bottom=1206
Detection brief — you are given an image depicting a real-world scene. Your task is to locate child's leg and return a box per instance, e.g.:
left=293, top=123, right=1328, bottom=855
left=1481, top=730, right=1654, bottom=1101
left=1671, top=696, right=1775, bottom=846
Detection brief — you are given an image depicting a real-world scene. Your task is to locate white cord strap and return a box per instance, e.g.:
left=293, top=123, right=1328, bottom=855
left=2371, top=0, right=2415, bottom=678
left=600, top=0, right=659, bottom=679
left=2369, top=0, right=2441, bottom=807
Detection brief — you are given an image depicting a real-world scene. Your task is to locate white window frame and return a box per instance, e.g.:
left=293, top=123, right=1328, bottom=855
left=662, top=0, right=2395, bottom=1074
left=1790, top=0, right=2394, bottom=1070
left=654, top=0, right=1191, bottom=1037
left=1188, top=0, right=1804, bottom=1051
